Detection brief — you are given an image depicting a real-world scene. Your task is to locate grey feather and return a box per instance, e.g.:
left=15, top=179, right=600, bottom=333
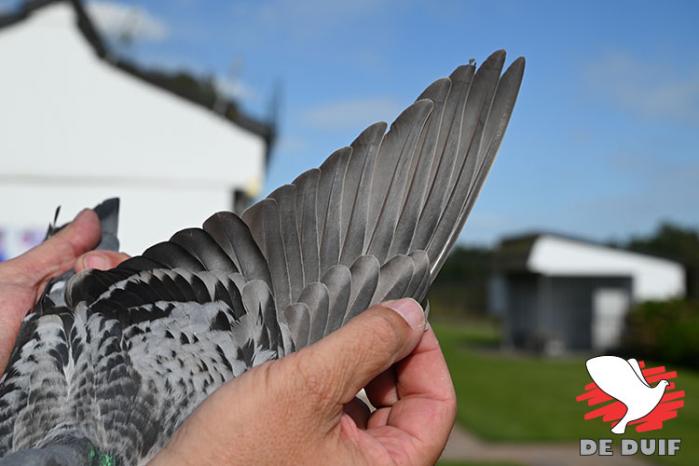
left=339, top=124, right=385, bottom=265
left=293, top=169, right=322, bottom=285
left=298, top=282, right=330, bottom=345
left=283, top=302, right=311, bottom=348
left=320, top=265, right=352, bottom=335
left=340, top=123, right=385, bottom=249
left=269, top=185, right=304, bottom=302
left=318, top=147, right=352, bottom=273
left=203, top=212, right=271, bottom=283
left=344, top=255, right=380, bottom=324
left=243, top=199, right=292, bottom=310
left=388, top=78, right=451, bottom=258
left=366, top=99, right=433, bottom=263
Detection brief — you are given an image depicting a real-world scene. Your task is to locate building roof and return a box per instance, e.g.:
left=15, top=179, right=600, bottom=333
left=0, top=0, right=276, bottom=161
left=495, top=231, right=685, bottom=301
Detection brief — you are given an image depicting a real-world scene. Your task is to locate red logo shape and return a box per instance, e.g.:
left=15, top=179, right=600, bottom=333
left=576, top=360, right=685, bottom=433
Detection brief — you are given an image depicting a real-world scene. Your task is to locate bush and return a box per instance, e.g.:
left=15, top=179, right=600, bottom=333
left=428, top=246, right=493, bottom=320
left=624, top=299, right=699, bottom=369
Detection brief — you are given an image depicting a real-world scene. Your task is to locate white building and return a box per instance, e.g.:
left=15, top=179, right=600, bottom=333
left=489, top=233, right=686, bottom=353
left=0, top=0, right=275, bottom=258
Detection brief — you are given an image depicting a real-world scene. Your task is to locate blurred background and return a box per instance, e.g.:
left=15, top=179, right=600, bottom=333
left=0, top=1, right=697, bottom=465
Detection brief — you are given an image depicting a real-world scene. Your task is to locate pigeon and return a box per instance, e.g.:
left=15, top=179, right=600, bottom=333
left=0, top=50, right=524, bottom=465
left=585, top=356, right=669, bottom=434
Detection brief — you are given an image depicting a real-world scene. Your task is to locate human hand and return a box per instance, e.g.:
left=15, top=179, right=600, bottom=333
left=0, top=209, right=129, bottom=372
left=151, top=298, right=456, bottom=466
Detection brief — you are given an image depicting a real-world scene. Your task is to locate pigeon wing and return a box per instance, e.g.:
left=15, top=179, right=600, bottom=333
left=244, top=50, right=525, bottom=346
left=66, top=50, right=524, bottom=350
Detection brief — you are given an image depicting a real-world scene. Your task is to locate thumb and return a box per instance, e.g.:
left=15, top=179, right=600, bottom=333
left=9, top=209, right=101, bottom=285
left=292, top=298, right=425, bottom=410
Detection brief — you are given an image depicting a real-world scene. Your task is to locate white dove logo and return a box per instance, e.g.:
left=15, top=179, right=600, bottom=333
left=585, top=356, right=669, bottom=434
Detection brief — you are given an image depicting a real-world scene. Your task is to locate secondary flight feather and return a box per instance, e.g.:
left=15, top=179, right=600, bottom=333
left=0, top=50, right=524, bottom=465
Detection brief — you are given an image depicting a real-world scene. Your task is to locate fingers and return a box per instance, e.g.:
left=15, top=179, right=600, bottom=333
left=290, top=298, right=425, bottom=411
left=380, top=327, right=457, bottom=462
left=76, top=251, right=130, bottom=272
left=395, top=327, right=455, bottom=404
left=7, top=209, right=101, bottom=285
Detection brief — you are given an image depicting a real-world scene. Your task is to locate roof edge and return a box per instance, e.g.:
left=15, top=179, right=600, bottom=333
left=499, top=230, right=685, bottom=269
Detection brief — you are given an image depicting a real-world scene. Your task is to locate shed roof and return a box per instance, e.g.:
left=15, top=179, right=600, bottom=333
left=495, top=232, right=685, bottom=301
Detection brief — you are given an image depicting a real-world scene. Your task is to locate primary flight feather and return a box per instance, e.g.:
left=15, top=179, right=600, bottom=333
left=0, top=50, right=524, bottom=465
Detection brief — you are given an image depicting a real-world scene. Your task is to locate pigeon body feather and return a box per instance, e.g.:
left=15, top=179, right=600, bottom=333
left=0, top=51, right=524, bottom=465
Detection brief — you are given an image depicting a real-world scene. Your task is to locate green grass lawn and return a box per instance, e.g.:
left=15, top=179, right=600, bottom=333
left=433, top=321, right=698, bottom=466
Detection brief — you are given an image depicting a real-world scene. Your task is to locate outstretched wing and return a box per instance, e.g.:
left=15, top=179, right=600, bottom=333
left=70, top=50, right=524, bottom=350
left=0, top=51, right=524, bottom=464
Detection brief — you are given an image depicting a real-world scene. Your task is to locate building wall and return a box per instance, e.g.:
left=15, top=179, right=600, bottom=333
left=503, top=273, right=633, bottom=352
left=503, top=273, right=541, bottom=349
left=0, top=184, right=232, bottom=257
left=0, top=3, right=266, bottom=255
left=542, top=275, right=631, bottom=351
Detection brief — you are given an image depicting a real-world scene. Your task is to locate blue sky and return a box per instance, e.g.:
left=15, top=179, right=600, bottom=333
left=12, top=0, right=699, bottom=245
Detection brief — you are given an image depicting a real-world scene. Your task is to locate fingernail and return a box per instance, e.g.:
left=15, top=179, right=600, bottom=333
left=83, top=254, right=111, bottom=270
left=384, top=298, right=424, bottom=329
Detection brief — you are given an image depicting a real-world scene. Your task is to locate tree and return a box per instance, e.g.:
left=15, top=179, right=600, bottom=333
left=626, top=223, right=699, bottom=299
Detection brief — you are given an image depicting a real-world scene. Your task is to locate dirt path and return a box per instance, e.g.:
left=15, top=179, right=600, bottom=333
left=440, top=425, right=654, bottom=466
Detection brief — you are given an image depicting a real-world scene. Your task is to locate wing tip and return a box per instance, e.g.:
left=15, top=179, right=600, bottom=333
left=507, top=56, right=526, bottom=75
left=499, top=56, right=526, bottom=94
left=478, top=49, right=506, bottom=69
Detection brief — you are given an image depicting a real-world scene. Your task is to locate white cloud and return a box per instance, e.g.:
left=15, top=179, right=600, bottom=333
left=304, top=97, right=402, bottom=131
left=585, top=51, right=699, bottom=125
left=87, top=1, right=169, bottom=43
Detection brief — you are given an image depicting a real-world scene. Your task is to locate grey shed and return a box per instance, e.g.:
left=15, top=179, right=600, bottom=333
left=489, top=232, right=685, bottom=354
